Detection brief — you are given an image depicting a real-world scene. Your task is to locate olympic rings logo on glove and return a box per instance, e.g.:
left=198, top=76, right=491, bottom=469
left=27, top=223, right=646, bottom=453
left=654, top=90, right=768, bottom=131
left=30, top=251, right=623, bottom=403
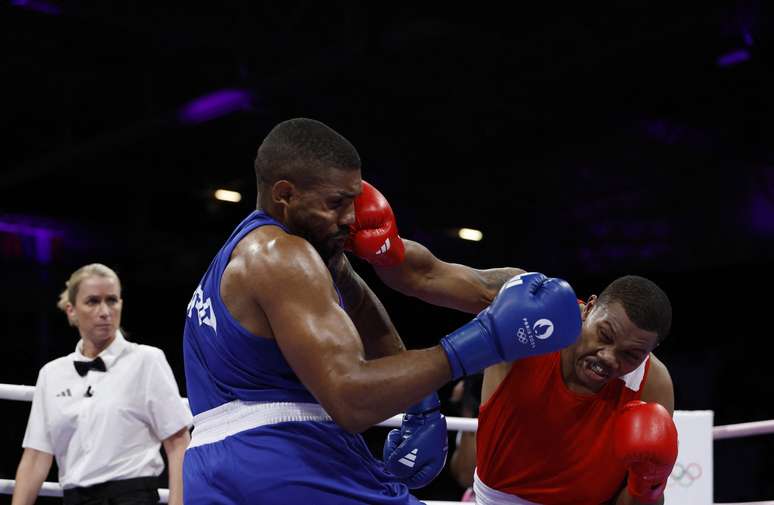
left=517, top=327, right=528, bottom=344
left=669, top=462, right=703, bottom=487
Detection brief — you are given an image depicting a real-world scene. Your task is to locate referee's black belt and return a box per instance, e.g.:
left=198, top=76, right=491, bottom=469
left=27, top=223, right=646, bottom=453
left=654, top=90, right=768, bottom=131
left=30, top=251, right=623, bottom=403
left=62, top=476, right=159, bottom=505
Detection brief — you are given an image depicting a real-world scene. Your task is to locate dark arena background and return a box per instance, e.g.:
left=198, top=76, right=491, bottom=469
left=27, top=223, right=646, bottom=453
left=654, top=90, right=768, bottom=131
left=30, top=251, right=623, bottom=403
left=2, top=2, right=773, bottom=503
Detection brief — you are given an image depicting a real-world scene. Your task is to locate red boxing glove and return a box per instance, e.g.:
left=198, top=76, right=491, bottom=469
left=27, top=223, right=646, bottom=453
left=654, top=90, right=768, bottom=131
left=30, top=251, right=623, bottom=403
left=613, top=401, right=678, bottom=503
left=347, top=180, right=406, bottom=267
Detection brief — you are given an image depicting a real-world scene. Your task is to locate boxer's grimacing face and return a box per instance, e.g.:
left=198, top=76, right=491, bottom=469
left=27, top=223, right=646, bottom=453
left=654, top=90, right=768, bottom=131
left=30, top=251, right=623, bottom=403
left=565, top=297, right=659, bottom=392
left=285, top=168, right=362, bottom=264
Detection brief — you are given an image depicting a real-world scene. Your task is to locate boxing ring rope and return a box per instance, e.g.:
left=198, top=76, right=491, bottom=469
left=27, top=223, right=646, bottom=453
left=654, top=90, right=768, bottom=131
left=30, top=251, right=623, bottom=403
left=2, top=383, right=773, bottom=504
left=3, top=383, right=772, bottom=437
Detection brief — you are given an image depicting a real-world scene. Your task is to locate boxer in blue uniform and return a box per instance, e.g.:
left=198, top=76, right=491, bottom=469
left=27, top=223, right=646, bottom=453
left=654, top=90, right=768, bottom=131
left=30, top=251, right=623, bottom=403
left=182, top=118, right=583, bottom=504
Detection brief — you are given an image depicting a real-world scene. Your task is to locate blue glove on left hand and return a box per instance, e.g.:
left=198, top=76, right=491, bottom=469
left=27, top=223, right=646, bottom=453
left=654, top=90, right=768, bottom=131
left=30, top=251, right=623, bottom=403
left=383, top=393, right=448, bottom=489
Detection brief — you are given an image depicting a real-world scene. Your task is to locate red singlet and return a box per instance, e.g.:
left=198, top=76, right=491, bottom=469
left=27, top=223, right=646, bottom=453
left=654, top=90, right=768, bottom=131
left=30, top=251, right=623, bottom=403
left=476, top=352, right=650, bottom=505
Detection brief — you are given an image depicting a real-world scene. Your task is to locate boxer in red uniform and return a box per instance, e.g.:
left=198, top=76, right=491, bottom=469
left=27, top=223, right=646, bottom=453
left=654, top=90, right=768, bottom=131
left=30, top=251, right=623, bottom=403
left=348, top=181, right=678, bottom=505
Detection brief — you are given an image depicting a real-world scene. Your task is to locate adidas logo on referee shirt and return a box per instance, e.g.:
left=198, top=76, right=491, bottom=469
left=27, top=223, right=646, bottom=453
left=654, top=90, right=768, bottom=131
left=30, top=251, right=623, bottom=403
left=398, top=448, right=418, bottom=468
left=56, top=389, right=72, bottom=397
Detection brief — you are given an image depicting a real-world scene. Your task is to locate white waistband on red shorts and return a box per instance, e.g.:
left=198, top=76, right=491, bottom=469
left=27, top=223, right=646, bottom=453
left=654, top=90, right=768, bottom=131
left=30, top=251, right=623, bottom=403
left=473, top=470, right=542, bottom=505
left=188, top=400, right=333, bottom=448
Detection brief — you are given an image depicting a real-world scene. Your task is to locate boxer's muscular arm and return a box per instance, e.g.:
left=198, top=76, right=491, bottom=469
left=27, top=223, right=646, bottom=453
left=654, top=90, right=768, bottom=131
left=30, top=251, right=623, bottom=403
left=252, top=233, right=450, bottom=433
left=330, top=253, right=405, bottom=359
left=374, top=239, right=525, bottom=314
left=611, top=355, right=675, bottom=505
left=639, top=355, right=675, bottom=415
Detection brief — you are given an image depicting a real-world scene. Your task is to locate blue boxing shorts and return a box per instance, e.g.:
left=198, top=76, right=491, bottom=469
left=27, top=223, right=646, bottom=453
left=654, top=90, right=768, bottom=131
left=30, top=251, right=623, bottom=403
left=183, top=401, right=423, bottom=505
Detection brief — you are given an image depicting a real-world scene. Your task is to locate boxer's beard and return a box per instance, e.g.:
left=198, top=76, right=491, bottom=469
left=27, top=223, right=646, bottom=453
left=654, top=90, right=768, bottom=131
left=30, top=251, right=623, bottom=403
left=288, top=218, right=349, bottom=264
left=316, top=228, right=350, bottom=264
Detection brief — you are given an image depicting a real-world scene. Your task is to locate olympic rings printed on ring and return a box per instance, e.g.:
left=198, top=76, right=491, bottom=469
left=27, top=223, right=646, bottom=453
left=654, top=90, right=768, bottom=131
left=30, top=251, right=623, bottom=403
left=670, top=462, right=702, bottom=487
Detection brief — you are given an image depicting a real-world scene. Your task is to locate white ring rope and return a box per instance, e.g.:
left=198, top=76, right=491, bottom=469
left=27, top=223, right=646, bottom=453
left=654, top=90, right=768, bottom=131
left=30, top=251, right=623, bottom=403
left=2, top=382, right=774, bottom=504
left=1, top=384, right=34, bottom=402
left=712, top=419, right=774, bottom=440
left=2, top=383, right=772, bottom=437
left=0, top=478, right=469, bottom=504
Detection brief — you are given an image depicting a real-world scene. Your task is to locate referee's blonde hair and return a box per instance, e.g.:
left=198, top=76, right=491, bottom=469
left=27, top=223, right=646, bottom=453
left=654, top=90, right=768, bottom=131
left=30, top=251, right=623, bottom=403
left=57, top=263, right=122, bottom=318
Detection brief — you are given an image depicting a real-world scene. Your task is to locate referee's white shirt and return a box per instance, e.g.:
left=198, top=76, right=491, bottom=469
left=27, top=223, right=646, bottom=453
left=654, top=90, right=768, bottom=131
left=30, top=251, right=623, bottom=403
left=22, top=331, right=193, bottom=489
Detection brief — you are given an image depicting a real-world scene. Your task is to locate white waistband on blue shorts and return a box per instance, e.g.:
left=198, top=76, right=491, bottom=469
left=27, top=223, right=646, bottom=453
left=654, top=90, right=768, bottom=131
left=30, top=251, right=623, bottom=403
left=188, top=400, right=333, bottom=448
left=473, top=470, right=542, bottom=505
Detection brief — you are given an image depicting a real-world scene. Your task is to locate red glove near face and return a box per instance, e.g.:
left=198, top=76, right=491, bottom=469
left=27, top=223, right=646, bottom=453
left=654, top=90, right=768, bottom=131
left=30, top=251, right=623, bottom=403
left=613, top=401, right=679, bottom=503
left=347, top=180, right=406, bottom=267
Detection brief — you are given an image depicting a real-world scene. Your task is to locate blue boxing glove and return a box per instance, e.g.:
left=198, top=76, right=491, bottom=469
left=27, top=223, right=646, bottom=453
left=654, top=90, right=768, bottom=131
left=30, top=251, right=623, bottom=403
left=383, top=393, right=448, bottom=489
left=440, top=272, right=582, bottom=380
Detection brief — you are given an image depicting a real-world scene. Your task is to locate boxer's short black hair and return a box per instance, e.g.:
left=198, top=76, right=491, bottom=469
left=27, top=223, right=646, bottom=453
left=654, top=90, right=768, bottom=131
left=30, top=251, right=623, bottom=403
left=598, top=275, right=672, bottom=343
left=255, top=118, right=361, bottom=191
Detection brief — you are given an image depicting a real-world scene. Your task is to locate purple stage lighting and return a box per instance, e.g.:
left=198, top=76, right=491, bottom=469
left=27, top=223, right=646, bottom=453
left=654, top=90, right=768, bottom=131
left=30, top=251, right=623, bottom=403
left=177, top=89, right=253, bottom=124
left=716, top=49, right=751, bottom=67
left=10, top=0, right=61, bottom=15
left=0, top=220, right=64, bottom=264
